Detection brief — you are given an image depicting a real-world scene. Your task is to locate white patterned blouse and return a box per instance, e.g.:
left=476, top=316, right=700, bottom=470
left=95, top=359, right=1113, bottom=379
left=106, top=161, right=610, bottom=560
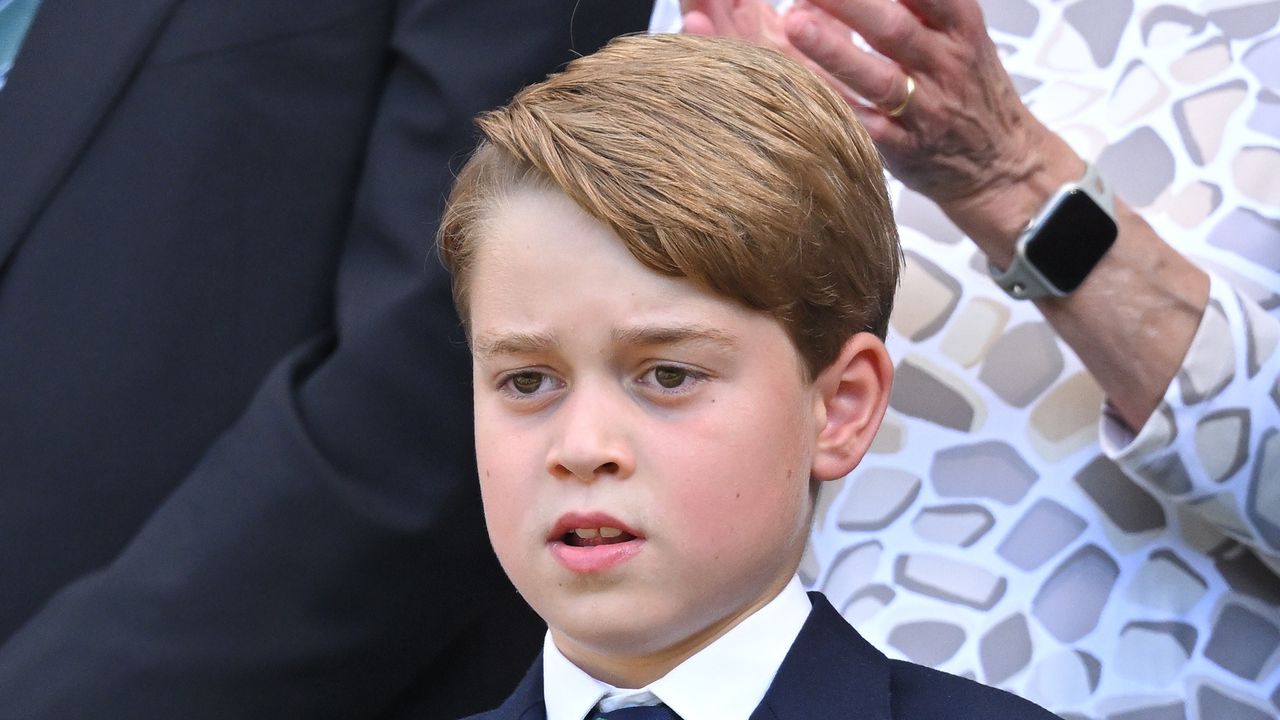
left=648, top=2, right=1280, bottom=717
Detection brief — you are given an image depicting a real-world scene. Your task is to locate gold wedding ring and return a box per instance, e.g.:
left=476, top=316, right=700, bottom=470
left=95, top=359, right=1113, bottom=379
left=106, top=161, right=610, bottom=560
left=885, top=75, right=915, bottom=118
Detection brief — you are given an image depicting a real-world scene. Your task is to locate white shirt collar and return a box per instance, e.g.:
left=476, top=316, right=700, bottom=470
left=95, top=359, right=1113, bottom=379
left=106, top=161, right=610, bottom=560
left=542, top=576, right=812, bottom=720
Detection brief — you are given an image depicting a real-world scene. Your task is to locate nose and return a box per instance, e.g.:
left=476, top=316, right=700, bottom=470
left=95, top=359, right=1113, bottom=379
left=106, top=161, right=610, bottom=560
left=545, top=383, right=635, bottom=483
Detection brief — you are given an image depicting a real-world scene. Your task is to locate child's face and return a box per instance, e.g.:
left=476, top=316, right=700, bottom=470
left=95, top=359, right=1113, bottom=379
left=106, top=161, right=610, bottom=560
left=466, top=187, right=829, bottom=685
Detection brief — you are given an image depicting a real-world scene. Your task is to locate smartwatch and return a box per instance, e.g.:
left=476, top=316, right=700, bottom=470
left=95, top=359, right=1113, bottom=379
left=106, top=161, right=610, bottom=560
left=988, top=162, right=1118, bottom=300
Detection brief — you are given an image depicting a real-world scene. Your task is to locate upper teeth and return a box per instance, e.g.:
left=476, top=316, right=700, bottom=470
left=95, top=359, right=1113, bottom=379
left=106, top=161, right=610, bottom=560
left=573, top=527, right=622, bottom=538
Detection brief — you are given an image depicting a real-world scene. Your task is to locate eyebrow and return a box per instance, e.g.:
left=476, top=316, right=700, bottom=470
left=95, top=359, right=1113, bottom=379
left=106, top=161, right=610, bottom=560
left=613, top=323, right=738, bottom=351
left=471, top=323, right=738, bottom=360
left=471, top=330, right=558, bottom=361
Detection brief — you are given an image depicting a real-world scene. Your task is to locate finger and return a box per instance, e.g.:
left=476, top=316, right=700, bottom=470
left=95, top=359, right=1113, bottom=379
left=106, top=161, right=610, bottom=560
left=682, top=0, right=785, bottom=46
left=787, top=38, right=908, bottom=146
left=784, top=7, right=908, bottom=113
left=679, top=0, right=737, bottom=35
left=894, top=0, right=968, bottom=30
left=800, top=0, right=934, bottom=68
left=848, top=102, right=912, bottom=148
left=681, top=10, right=717, bottom=35
left=800, top=49, right=869, bottom=110
left=783, top=5, right=917, bottom=156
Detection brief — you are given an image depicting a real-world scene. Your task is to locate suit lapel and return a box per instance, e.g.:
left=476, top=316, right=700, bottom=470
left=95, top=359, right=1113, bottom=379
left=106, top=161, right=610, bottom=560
left=0, top=0, right=180, bottom=270
left=485, top=653, right=547, bottom=720
left=750, top=592, right=895, bottom=720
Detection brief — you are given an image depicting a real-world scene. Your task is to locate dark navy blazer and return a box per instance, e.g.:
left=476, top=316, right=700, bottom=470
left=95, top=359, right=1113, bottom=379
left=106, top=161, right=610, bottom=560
left=465, top=593, right=1060, bottom=720
left=0, top=1, right=650, bottom=718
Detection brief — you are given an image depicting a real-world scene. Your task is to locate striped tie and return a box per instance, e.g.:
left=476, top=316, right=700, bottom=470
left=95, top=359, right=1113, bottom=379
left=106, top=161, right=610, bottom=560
left=592, top=704, right=682, bottom=720
left=0, top=0, right=41, bottom=90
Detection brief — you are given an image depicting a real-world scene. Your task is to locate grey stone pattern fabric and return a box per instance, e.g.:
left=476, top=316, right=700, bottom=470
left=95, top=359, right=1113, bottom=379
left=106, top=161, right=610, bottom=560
left=648, top=1, right=1280, bottom=717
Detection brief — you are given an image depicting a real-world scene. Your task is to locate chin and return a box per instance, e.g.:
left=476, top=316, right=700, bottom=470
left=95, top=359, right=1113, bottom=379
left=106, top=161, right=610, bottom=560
left=551, top=606, right=692, bottom=657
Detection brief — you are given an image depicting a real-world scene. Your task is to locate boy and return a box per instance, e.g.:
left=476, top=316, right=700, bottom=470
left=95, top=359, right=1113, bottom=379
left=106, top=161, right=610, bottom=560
left=437, top=33, right=1057, bottom=720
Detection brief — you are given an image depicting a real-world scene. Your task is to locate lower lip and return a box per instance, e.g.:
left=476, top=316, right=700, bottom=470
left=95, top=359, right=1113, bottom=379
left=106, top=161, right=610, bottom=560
left=549, top=539, right=644, bottom=573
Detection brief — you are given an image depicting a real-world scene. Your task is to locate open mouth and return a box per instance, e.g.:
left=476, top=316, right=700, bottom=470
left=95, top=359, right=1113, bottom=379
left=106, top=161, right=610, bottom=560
left=549, top=515, right=645, bottom=572
left=562, top=527, right=638, bottom=547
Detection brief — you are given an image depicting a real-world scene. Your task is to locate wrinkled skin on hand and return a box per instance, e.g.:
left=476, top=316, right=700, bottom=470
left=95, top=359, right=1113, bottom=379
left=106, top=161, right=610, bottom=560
left=682, top=0, right=1077, bottom=254
left=684, top=0, right=1213, bottom=434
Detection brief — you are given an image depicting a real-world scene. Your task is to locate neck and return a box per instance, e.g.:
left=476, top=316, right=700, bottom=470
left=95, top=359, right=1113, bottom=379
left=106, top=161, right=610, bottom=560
left=551, top=575, right=792, bottom=688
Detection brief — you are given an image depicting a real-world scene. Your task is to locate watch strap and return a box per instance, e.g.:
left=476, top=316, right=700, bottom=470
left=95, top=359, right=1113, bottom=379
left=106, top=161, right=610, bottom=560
left=988, top=161, right=1114, bottom=300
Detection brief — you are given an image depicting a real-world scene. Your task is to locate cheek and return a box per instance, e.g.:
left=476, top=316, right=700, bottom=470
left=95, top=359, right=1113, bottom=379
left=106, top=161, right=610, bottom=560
left=476, top=465, right=511, bottom=545
left=680, top=397, right=814, bottom=488
left=474, top=415, right=530, bottom=552
left=657, top=430, right=811, bottom=544
left=656, top=393, right=815, bottom=546
left=473, top=400, right=530, bottom=487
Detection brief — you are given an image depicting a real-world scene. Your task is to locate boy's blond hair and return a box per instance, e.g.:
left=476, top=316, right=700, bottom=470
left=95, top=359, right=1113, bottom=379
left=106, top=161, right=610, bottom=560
left=438, top=33, right=900, bottom=378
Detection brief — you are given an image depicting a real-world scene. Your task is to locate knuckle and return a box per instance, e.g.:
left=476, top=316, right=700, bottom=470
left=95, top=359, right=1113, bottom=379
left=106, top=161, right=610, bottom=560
left=879, top=15, right=916, bottom=47
left=872, top=73, right=901, bottom=105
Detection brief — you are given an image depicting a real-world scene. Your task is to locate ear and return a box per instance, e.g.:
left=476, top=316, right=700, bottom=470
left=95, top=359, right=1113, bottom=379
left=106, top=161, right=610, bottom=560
left=809, top=333, right=894, bottom=482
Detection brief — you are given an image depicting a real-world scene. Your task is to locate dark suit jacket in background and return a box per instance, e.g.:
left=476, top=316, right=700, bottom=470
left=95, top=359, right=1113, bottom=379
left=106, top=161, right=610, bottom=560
left=467, top=593, right=1060, bottom=720
left=0, top=1, right=651, bottom=717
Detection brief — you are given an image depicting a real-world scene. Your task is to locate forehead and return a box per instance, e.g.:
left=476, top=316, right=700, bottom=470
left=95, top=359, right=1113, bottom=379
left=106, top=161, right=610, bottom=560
left=467, top=186, right=685, bottom=309
left=469, top=186, right=721, bottom=323
left=466, top=187, right=802, bottom=367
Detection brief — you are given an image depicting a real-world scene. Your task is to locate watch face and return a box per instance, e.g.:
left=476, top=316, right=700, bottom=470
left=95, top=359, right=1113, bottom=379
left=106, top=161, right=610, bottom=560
left=1024, top=188, right=1117, bottom=293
